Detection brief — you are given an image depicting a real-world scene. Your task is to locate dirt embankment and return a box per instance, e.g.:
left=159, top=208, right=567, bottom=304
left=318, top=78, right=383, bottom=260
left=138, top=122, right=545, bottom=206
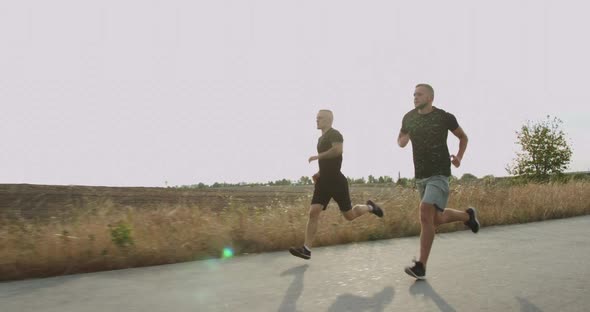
left=0, top=184, right=313, bottom=220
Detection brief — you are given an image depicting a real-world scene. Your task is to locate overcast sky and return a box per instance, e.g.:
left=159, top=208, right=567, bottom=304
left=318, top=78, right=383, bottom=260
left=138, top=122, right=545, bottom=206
left=2, top=0, right=589, bottom=187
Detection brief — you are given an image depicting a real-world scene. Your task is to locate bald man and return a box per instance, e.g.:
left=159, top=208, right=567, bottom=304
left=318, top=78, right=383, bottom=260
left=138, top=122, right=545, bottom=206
left=289, top=109, right=384, bottom=260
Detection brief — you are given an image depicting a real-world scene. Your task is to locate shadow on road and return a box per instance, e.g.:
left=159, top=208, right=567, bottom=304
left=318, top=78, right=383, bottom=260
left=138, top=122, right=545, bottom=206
left=278, top=264, right=309, bottom=312
left=409, top=280, right=456, bottom=312
left=327, top=286, right=395, bottom=312
left=516, top=297, right=544, bottom=312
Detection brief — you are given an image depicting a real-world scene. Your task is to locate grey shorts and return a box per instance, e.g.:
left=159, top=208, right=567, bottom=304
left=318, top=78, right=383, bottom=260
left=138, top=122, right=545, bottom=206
left=416, top=175, right=449, bottom=212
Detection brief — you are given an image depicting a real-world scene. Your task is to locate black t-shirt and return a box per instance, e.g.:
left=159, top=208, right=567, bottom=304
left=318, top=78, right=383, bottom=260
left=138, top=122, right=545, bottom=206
left=317, top=128, right=344, bottom=179
left=400, top=107, right=459, bottom=179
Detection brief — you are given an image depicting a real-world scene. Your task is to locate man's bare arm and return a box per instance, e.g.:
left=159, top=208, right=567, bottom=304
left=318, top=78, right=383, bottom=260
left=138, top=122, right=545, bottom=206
left=309, top=143, right=343, bottom=163
left=450, top=127, right=468, bottom=167
left=398, top=131, right=410, bottom=148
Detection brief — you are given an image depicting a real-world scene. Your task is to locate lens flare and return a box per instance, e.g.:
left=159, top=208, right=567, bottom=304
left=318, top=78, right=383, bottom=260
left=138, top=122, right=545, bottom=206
left=222, top=247, right=234, bottom=259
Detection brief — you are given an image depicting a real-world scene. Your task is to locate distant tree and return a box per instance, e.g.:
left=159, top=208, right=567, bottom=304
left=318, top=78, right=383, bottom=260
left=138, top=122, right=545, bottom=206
left=348, top=177, right=366, bottom=184
left=381, top=176, right=393, bottom=183
left=396, top=177, right=416, bottom=187
left=460, top=173, right=478, bottom=182
left=298, top=176, right=312, bottom=185
left=481, top=175, right=495, bottom=185
left=272, top=178, right=292, bottom=186
left=396, top=177, right=409, bottom=187
left=367, top=175, right=376, bottom=184
left=506, top=116, right=573, bottom=181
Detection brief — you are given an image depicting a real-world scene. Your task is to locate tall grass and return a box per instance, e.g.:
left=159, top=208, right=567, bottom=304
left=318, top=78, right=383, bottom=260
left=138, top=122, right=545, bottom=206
left=1, top=181, right=589, bottom=281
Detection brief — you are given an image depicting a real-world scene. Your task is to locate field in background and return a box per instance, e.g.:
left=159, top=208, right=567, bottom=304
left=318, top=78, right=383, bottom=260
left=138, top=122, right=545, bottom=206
left=1, top=181, right=589, bottom=281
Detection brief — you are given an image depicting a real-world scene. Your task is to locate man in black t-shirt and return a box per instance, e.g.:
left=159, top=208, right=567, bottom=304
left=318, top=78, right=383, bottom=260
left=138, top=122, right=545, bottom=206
left=398, top=84, right=480, bottom=280
left=289, top=109, right=384, bottom=260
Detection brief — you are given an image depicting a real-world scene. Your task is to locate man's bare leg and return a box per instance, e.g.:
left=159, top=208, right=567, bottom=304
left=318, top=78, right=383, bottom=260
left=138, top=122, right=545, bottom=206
left=341, top=204, right=370, bottom=221
left=419, top=202, right=437, bottom=267
left=434, top=208, right=469, bottom=226
left=342, top=200, right=384, bottom=221
left=304, top=204, right=324, bottom=248
left=289, top=204, right=324, bottom=259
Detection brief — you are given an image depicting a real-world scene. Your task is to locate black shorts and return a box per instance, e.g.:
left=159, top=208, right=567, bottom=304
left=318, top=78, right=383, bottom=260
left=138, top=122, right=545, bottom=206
left=311, top=175, right=352, bottom=212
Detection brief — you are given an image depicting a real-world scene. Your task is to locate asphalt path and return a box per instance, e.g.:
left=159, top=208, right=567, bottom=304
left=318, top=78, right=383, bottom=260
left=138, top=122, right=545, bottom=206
left=1, top=216, right=589, bottom=311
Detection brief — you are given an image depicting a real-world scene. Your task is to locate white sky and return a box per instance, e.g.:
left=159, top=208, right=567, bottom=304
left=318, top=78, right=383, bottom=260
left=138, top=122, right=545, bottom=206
left=1, top=0, right=589, bottom=187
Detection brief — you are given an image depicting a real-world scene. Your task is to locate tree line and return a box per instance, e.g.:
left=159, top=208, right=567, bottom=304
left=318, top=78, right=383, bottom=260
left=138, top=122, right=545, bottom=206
left=172, top=115, right=581, bottom=189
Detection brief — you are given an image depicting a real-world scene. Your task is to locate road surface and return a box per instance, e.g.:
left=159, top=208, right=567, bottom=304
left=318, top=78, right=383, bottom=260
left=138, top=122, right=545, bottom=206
left=1, top=216, right=589, bottom=311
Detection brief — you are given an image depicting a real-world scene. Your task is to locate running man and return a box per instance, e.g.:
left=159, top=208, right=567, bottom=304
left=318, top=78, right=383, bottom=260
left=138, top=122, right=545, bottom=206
left=398, top=84, right=480, bottom=279
left=289, top=109, right=384, bottom=260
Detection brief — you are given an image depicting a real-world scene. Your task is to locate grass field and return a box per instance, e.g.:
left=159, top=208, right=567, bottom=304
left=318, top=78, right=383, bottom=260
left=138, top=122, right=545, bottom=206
left=1, top=180, right=589, bottom=281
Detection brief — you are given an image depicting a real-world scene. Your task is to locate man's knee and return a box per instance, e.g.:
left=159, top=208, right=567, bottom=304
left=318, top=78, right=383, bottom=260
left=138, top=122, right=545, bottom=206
left=419, top=202, right=436, bottom=224
left=309, top=204, right=323, bottom=218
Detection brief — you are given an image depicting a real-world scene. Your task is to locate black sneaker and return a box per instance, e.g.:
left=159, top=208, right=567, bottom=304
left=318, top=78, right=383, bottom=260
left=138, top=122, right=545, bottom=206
left=367, top=200, right=384, bottom=218
left=289, top=246, right=311, bottom=260
left=404, top=259, right=426, bottom=280
left=464, top=207, right=480, bottom=233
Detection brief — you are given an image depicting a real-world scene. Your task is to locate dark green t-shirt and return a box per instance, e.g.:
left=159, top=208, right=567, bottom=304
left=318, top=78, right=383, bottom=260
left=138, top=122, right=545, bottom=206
left=400, top=107, right=459, bottom=179
left=317, top=128, right=344, bottom=179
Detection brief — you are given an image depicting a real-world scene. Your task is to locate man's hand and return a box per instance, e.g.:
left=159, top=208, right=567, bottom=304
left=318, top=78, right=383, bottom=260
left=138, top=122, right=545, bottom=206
left=451, top=155, right=461, bottom=168
left=398, top=131, right=410, bottom=148
left=308, top=155, right=319, bottom=163
left=312, top=173, right=320, bottom=184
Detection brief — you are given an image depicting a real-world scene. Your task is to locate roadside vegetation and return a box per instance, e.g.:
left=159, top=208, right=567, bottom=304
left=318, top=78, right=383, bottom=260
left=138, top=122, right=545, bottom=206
left=1, top=175, right=589, bottom=281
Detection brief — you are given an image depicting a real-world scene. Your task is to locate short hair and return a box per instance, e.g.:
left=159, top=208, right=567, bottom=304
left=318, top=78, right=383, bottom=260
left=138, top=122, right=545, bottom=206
left=319, top=109, right=334, bottom=124
left=415, top=83, right=434, bottom=99
left=319, top=109, right=334, bottom=120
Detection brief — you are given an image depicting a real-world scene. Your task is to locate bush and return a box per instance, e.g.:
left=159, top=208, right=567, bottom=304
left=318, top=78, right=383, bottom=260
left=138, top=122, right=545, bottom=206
left=460, top=173, right=478, bottom=182
left=110, top=223, right=134, bottom=247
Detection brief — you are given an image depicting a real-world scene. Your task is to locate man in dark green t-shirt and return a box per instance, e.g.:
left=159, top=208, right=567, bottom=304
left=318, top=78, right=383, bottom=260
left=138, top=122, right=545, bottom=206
left=398, top=84, right=480, bottom=280
left=289, top=109, right=384, bottom=260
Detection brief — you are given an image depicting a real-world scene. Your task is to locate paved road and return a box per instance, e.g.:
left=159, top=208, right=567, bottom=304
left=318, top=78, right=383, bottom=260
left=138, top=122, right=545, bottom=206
left=2, top=216, right=589, bottom=311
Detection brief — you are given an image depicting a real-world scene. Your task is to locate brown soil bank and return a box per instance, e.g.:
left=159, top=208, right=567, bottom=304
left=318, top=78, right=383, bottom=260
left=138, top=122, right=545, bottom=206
left=0, top=184, right=311, bottom=220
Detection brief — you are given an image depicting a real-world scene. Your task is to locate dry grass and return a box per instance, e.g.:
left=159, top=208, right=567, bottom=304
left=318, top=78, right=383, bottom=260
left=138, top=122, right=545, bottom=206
left=1, top=181, right=589, bottom=281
